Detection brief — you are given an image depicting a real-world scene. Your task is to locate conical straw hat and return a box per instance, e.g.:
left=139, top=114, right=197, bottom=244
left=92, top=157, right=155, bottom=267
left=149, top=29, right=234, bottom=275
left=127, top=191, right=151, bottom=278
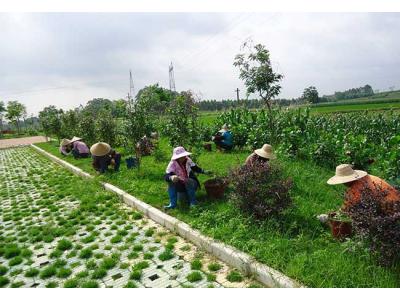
left=90, top=142, right=111, bottom=157
left=60, top=139, right=71, bottom=147
left=254, top=144, right=276, bottom=159
left=327, top=164, right=367, bottom=185
left=70, top=136, right=82, bottom=143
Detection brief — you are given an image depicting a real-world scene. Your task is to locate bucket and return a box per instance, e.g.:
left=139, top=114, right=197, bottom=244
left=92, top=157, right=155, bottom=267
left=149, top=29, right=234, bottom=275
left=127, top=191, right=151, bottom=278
left=204, top=178, right=227, bottom=199
left=126, top=157, right=139, bottom=169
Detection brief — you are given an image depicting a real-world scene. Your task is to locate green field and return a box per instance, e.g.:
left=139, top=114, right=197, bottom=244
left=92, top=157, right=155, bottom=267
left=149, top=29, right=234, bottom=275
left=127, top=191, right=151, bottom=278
left=309, top=101, right=400, bottom=114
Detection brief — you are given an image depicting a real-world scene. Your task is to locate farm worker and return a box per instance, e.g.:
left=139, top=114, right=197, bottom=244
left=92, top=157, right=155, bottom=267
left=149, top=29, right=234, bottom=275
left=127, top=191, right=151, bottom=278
left=245, top=144, right=276, bottom=166
left=69, top=136, right=90, bottom=159
left=327, top=164, right=400, bottom=213
left=212, top=124, right=233, bottom=151
left=60, top=139, right=72, bottom=156
left=90, top=142, right=121, bottom=173
left=164, top=146, right=208, bottom=209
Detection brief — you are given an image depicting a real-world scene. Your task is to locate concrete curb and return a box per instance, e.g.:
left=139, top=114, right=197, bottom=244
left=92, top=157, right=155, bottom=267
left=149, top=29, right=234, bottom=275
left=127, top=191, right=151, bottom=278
left=31, top=144, right=304, bottom=288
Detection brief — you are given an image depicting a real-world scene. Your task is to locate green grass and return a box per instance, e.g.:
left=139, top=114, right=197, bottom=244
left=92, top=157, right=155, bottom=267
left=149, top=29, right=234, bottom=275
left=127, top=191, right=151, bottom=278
left=35, top=139, right=400, bottom=287
left=226, top=270, right=243, bottom=282
left=186, top=271, right=203, bottom=282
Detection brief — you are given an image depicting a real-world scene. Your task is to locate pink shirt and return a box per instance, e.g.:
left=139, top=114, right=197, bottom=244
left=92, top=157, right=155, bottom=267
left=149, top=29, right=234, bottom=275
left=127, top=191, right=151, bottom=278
left=72, top=141, right=89, bottom=154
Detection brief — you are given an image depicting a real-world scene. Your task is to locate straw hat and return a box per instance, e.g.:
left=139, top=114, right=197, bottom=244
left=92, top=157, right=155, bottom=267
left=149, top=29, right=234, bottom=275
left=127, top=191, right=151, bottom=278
left=254, top=144, right=276, bottom=159
left=90, top=142, right=111, bottom=157
left=70, top=136, right=82, bottom=143
left=60, top=139, right=71, bottom=147
left=219, top=124, right=229, bottom=133
left=171, top=146, right=192, bottom=160
left=327, top=164, right=367, bottom=185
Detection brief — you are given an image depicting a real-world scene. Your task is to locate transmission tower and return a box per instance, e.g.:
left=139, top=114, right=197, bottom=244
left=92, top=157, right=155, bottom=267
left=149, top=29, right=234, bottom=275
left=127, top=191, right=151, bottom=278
left=169, top=62, right=176, bottom=93
left=127, top=70, right=135, bottom=112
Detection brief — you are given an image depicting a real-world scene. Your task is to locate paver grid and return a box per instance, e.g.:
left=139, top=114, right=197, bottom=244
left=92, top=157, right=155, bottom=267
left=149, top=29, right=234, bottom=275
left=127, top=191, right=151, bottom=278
left=0, top=147, right=262, bottom=288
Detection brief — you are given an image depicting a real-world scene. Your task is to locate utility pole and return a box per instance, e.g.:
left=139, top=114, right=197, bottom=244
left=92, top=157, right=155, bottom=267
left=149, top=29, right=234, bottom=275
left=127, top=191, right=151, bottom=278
left=235, top=88, right=240, bottom=101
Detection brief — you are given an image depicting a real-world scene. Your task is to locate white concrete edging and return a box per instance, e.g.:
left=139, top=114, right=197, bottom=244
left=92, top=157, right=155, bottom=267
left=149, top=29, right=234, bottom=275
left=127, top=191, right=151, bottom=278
left=31, top=144, right=304, bottom=288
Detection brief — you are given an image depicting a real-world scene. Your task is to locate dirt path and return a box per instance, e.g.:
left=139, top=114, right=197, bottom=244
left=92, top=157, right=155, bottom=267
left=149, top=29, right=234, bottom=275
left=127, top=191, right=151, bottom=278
left=0, top=136, right=48, bottom=149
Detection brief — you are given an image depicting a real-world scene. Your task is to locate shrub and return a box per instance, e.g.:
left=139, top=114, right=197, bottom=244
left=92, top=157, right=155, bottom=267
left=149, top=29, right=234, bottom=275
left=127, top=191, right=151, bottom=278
left=229, top=160, right=292, bottom=220
left=347, top=185, right=400, bottom=266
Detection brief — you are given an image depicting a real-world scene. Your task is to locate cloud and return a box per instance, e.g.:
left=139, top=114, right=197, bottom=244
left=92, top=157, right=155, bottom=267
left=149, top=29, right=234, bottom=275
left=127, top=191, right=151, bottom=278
left=0, top=12, right=399, bottom=115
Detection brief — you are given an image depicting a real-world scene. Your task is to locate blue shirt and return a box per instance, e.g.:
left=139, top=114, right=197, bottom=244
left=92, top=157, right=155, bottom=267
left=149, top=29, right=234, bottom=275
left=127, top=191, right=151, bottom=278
left=221, top=131, right=233, bottom=146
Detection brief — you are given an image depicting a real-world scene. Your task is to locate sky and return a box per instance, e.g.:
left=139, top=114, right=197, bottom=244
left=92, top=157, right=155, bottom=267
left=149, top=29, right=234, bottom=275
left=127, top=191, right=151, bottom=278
left=0, top=12, right=399, bottom=116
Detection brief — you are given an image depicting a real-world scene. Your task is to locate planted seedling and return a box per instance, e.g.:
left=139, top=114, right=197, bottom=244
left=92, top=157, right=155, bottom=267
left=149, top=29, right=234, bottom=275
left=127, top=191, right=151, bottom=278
left=186, top=271, right=203, bottom=283
left=190, top=259, right=203, bottom=270
left=158, top=250, right=174, bottom=261
left=207, top=262, right=222, bottom=272
left=124, top=281, right=137, bottom=288
left=45, top=281, right=58, bottom=288
left=91, top=268, right=107, bottom=279
left=79, top=248, right=93, bottom=259
left=40, top=265, right=57, bottom=279
left=226, top=270, right=243, bottom=282
left=56, top=268, right=72, bottom=278
left=81, top=280, right=99, bottom=288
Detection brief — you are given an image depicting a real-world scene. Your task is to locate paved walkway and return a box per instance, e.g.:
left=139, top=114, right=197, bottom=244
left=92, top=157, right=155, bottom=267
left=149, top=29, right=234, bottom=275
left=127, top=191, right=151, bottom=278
left=0, top=136, right=48, bottom=149
left=0, top=147, right=261, bottom=288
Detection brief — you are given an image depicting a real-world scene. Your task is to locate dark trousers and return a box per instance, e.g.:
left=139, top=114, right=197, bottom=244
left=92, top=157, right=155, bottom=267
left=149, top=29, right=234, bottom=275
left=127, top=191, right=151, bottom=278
left=214, top=140, right=233, bottom=150
left=72, top=148, right=90, bottom=159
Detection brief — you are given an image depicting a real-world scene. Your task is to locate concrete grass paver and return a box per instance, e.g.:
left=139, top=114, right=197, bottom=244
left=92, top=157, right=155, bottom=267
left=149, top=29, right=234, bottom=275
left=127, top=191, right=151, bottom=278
left=0, top=147, right=261, bottom=288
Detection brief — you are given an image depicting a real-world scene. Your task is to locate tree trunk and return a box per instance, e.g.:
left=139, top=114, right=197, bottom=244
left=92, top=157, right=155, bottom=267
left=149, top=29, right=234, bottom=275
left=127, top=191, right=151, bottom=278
left=16, top=119, right=20, bottom=135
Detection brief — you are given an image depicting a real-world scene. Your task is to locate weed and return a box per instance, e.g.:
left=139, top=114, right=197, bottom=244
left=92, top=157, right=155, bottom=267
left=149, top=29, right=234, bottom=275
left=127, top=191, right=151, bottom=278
left=56, top=268, right=72, bottom=278
left=124, top=281, right=138, bottom=288
left=56, top=239, right=73, bottom=251
left=8, top=256, right=23, bottom=266
left=45, top=281, right=58, bottom=288
left=40, top=265, right=57, bottom=279
left=24, top=268, right=39, bottom=277
left=91, top=268, right=107, bottom=279
left=158, top=250, right=174, bottom=261
left=79, top=248, right=93, bottom=259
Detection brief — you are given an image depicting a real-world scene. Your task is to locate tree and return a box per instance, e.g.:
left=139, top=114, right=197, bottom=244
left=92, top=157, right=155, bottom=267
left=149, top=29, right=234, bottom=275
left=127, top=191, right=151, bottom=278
left=0, top=101, right=6, bottom=136
left=163, top=91, right=201, bottom=149
left=6, top=101, right=26, bottom=134
left=95, top=109, right=117, bottom=146
left=61, top=109, right=80, bottom=138
left=39, top=106, right=63, bottom=141
left=302, top=86, right=319, bottom=104
left=233, top=42, right=283, bottom=112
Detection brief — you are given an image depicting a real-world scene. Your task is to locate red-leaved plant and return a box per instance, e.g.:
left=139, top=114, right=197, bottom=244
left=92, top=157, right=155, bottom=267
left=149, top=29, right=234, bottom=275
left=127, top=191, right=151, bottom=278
left=229, top=160, right=293, bottom=220
left=347, top=184, right=400, bottom=266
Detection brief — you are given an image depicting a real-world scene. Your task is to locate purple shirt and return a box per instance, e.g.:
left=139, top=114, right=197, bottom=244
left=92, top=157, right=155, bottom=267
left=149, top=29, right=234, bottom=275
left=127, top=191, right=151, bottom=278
left=72, top=141, right=89, bottom=154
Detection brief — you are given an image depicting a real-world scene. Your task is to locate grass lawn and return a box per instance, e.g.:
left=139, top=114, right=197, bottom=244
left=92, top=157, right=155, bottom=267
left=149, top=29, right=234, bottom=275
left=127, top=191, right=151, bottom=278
left=35, top=139, right=400, bottom=287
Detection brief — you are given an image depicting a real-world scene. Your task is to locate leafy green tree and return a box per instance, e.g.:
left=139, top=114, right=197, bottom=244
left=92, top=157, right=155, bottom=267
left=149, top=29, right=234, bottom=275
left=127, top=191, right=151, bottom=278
left=6, top=101, right=26, bottom=134
left=233, top=42, right=283, bottom=112
left=113, top=99, right=128, bottom=118
left=0, top=101, right=6, bottom=136
left=60, top=109, right=80, bottom=138
left=39, top=106, right=63, bottom=141
left=95, top=109, right=117, bottom=146
left=135, top=84, right=175, bottom=115
left=302, top=86, right=319, bottom=104
left=163, top=91, right=201, bottom=149
left=77, top=112, right=97, bottom=146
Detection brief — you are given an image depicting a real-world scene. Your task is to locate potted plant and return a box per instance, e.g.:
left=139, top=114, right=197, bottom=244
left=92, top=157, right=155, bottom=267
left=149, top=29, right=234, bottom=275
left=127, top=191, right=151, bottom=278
left=204, top=175, right=229, bottom=199
left=328, top=210, right=352, bottom=240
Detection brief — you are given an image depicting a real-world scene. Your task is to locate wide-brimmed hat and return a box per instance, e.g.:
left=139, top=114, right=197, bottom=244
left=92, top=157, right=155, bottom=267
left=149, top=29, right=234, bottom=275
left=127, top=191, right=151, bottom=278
left=171, top=146, right=192, bottom=160
left=219, top=124, right=229, bottom=133
left=70, top=136, right=82, bottom=143
left=60, top=139, right=71, bottom=147
left=90, top=142, right=111, bottom=157
left=254, top=144, right=276, bottom=159
left=327, top=164, right=367, bottom=185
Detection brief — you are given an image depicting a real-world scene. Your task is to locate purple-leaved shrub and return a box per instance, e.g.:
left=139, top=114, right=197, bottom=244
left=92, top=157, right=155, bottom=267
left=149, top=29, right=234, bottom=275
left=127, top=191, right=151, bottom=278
left=229, top=160, right=292, bottom=220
